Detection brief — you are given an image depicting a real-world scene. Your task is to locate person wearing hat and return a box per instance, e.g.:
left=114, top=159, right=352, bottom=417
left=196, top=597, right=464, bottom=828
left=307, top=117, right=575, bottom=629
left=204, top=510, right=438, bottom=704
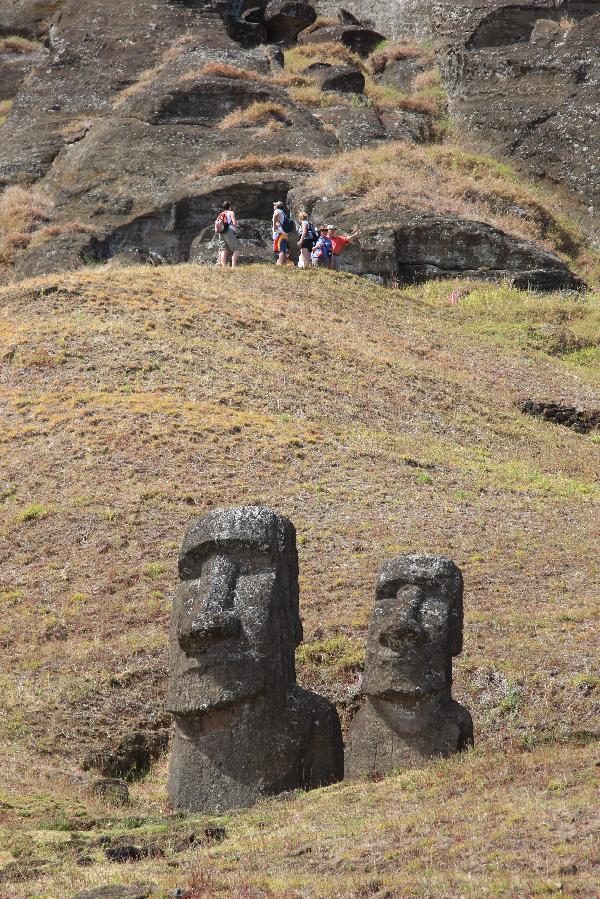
left=272, top=200, right=290, bottom=266
left=310, top=226, right=334, bottom=268
left=327, top=225, right=360, bottom=270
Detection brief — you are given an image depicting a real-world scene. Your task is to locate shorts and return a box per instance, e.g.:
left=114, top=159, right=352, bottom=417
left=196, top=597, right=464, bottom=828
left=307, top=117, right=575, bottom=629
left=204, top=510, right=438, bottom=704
left=331, top=254, right=341, bottom=270
left=219, top=228, right=241, bottom=252
left=274, top=233, right=289, bottom=255
left=300, top=238, right=315, bottom=250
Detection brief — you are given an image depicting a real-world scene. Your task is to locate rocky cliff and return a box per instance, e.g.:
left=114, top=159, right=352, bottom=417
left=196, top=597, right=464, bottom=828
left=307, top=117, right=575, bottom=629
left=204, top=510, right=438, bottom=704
left=0, top=0, right=597, bottom=282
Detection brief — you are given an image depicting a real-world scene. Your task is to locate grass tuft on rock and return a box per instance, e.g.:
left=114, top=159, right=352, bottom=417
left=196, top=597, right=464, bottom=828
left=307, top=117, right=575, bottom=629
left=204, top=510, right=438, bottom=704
left=200, top=155, right=317, bottom=178
left=218, top=101, right=291, bottom=130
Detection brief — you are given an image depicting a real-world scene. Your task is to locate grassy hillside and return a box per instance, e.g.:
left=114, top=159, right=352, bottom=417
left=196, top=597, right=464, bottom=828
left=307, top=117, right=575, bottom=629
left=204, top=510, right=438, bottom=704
left=0, top=265, right=598, bottom=897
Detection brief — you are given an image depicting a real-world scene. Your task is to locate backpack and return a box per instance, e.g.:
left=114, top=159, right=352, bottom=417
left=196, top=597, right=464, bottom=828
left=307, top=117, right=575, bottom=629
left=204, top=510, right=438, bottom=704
left=281, top=211, right=295, bottom=234
left=305, top=222, right=318, bottom=242
left=214, top=211, right=229, bottom=234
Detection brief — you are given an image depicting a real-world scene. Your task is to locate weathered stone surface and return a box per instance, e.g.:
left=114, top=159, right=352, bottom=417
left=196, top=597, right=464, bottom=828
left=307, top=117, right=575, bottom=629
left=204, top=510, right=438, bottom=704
left=529, top=18, right=562, bottom=48
left=0, top=0, right=66, bottom=38
left=312, top=64, right=365, bottom=93
left=345, top=555, right=474, bottom=778
left=264, top=0, right=317, bottom=44
left=167, top=506, right=343, bottom=811
left=441, top=11, right=600, bottom=223
left=315, top=106, right=386, bottom=149
left=71, top=886, right=153, bottom=899
left=378, top=57, right=427, bottom=92
left=379, top=109, right=432, bottom=143
left=299, top=24, right=385, bottom=57
left=0, top=50, right=47, bottom=101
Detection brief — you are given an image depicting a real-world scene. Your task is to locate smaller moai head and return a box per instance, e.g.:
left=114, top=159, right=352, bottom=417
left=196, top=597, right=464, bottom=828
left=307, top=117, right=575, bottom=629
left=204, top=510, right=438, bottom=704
left=167, top=506, right=302, bottom=715
left=362, top=555, right=464, bottom=699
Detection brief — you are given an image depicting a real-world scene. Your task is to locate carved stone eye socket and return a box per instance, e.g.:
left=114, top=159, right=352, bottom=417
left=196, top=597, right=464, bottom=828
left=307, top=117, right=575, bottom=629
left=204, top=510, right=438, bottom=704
left=379, top=623, right=426, bottom=652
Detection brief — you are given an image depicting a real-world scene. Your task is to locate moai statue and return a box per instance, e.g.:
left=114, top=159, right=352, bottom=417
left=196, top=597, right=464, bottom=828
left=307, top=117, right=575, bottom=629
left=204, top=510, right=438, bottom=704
left=345, top=555, right=473, bottom=779
left=167, top=506, right=343, bottom=811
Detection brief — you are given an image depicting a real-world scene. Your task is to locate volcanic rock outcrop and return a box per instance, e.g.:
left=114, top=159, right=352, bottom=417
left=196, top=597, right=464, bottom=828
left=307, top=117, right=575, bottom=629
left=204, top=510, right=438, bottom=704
left=289, top=190, right=583, bottom=289
left=167, top=506, right=343, bottom=812
left=345, top=555, right=473, bottom=778
left=0, top=0, right=591, bottom=281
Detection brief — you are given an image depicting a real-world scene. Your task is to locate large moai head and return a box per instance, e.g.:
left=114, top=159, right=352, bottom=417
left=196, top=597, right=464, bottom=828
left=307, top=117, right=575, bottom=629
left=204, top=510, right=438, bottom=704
left=167, top=506, right=302, bottom=716
left=362, top=555, right=464, bottom=699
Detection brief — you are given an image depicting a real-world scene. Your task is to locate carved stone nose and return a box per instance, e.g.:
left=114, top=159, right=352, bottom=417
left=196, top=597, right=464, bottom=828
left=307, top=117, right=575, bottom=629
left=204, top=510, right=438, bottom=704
left=178, top=553, right=240, bottom=652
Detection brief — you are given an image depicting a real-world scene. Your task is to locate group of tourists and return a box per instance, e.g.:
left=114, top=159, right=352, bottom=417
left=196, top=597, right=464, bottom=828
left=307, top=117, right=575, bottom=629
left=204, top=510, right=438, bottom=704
left=214, top=200, right=359, bottom=269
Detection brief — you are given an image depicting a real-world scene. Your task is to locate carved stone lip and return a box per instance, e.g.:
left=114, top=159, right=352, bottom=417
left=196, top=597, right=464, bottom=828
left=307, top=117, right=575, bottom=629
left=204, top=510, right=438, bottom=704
left=369, top=686, right=450, bottom=705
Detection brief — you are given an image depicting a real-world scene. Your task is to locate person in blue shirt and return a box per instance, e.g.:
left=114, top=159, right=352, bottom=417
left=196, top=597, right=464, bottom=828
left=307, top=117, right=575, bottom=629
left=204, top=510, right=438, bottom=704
left=310, top=226, right=333, bottom=268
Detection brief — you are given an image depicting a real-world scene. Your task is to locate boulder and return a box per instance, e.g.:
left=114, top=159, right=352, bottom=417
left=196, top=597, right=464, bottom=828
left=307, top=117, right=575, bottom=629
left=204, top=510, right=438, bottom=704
left=287, top=193, right=584, bottom=289
left=338, top=8, right=364, bottom=27
left=529, top=18, right=562, bottom=47
left=299, top=25, right=385, bottom=57
left=167, top=507, right=343, bottom=811
left=264, top=1, right=317, bottom=44
left=312, top=65, right=365, bottom=93
left=378, top=57, right=427, bottom=92
left=346, top=556, right=473, bottom=778
left=92, top=778, right=130, bottom=804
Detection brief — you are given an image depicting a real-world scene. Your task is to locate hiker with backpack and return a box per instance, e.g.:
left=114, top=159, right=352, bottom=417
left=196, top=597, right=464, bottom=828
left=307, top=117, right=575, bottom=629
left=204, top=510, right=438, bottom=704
left=215, top=201, right=241, bottom=268
left=272, top=200, right=294, bottom=265
left=310, top=226, right=333, bottom=268
left=297, top=211, right=318, bottom=268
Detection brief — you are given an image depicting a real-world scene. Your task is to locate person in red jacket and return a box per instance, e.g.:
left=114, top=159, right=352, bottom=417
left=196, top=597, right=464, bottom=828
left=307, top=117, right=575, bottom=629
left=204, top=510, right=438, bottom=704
left=327, top=225, right=360, bottom=270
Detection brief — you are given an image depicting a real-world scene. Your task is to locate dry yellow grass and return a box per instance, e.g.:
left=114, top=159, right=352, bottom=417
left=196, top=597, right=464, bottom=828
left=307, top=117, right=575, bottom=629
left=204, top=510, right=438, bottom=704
left=199, top=154, right=317, bottom=178
left=0, top=35, right=41, bottom=53
left=0, top=186, right=53, bottom=264
left=285, top=41, right=367, bottom=75
left=0, top=264, right=598, bottom=896
left=0, top=98, right=13, bottom=125
left=308, top=142, right=584, bottom=257
left=368, top=39, right=435, bottom=75
left=285, top=41, right=444, bottom=119
left=219, top=100, right=291, bottom=130
left=196, top=61, right=263, bottom=82
left=300, top=16, right=337, bottom=35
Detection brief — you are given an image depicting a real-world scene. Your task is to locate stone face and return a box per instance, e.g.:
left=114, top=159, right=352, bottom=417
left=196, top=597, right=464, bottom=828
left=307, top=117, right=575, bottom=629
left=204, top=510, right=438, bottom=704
left=167, top=506, right=343, bottom=811
left=345, top=555, right=473, bottom=778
